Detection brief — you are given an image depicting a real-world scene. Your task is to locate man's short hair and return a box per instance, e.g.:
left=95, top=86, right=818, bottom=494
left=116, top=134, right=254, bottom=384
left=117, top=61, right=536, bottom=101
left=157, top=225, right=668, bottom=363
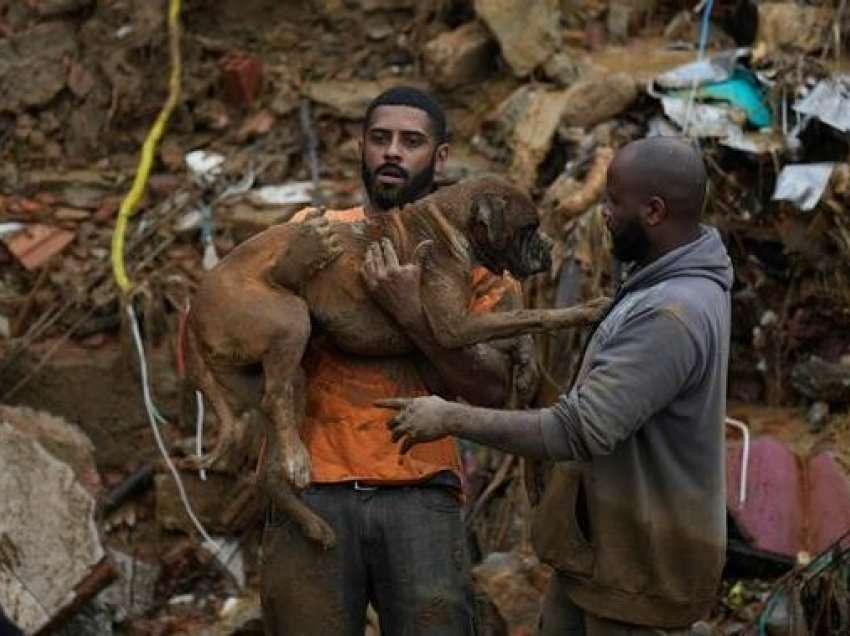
left=363, top=86, right=449, bottom=144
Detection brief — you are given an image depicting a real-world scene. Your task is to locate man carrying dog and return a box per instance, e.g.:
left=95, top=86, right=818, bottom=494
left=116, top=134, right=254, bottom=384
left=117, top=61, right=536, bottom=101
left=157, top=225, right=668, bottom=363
left=260, top=86, right=534, bottom=635
left=380, top=137, right=733, bottom=635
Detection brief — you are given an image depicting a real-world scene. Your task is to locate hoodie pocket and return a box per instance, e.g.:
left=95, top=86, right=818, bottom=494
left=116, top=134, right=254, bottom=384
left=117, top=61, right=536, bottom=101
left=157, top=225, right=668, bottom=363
left=530, top=463, right=595, bottom=577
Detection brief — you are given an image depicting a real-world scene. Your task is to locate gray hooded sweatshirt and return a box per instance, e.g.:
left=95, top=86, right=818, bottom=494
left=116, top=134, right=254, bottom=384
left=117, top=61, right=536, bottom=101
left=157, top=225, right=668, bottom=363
left=533, top=226, right=733, bottom=627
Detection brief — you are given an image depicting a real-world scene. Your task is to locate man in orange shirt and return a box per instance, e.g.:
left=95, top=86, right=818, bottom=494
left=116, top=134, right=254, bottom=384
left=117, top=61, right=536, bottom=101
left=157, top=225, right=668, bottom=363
left=259, top=87, right=534, bottom=635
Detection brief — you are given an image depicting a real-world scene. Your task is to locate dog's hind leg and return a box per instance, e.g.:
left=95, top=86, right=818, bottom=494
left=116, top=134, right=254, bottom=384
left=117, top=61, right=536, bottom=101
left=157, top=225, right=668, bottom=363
left=258, top=294, right=313, bottom=491
left=183, top=324, right=247, bottom=473
left=262, top=458, right=336, bottom=549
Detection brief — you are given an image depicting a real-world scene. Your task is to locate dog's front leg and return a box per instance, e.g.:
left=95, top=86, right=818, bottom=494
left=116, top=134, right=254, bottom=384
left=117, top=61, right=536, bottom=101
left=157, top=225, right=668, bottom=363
left=430, top=297, right=611, bottom=349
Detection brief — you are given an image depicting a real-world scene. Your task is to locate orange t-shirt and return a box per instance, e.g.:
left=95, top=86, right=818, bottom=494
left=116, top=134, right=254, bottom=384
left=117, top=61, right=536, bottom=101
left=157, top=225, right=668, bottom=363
left=290, top=206, right=519, bottom=484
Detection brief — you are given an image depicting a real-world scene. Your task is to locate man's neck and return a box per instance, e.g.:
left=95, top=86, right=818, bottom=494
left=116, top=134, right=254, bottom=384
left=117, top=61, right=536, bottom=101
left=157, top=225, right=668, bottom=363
left=638, top=226, right=701, bottom=268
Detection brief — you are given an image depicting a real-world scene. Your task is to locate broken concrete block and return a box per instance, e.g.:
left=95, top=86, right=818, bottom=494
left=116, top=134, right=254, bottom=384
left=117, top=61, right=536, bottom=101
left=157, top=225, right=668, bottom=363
left=0, top=404, right=102, bottom=495
left=754, top=3, right=833, bottom=60
left=560, top=72, right=638, bottom=128
left=482, top=85, right=568, bottom=187
left=0, top=419, right=112, bottom=633
left=0, top=21, right=78, bottom=112
left=475, top=0, right=561, bottom=77
left=422, top=21, right=496, bottom=90
left=507, top=88, right=572, bottom=188
left=303, top=79, right=404, bottom=119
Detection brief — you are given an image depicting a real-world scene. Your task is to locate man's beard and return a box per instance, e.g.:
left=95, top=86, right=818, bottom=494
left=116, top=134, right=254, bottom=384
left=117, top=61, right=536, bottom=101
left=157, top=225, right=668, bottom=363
left=362, top=155, right=437, bottom=211
left=610, top=215, right=650, bottom=263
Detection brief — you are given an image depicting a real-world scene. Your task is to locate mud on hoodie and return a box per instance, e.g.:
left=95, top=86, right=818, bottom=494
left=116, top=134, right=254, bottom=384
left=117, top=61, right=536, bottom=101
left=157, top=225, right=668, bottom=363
left=533, top=226, right=734, bottom=628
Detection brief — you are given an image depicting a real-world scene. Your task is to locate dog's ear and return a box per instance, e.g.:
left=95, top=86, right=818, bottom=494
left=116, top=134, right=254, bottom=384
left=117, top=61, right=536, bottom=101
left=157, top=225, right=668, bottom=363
left=473, top=195, right=508, bottom=251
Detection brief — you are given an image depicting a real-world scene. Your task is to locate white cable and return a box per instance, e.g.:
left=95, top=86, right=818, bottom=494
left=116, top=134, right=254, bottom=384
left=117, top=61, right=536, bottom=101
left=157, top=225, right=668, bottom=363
left=126, top=303, right=220, bottom=551
left=195, top=390, right=207, bottom=481
left=725, top=417, right=750, bottom=507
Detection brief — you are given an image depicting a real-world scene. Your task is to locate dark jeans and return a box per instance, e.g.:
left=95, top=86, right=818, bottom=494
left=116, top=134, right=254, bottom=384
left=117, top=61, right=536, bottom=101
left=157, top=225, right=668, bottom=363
left=260, top=483, right=477, bottom=636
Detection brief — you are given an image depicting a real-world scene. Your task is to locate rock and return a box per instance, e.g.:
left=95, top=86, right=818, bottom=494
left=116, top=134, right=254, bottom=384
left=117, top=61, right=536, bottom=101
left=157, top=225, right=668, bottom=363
left=4, top=339, right=179, bottom=472
left=542, top=53, right=585, bottom=88
left=0, top=416, right=112, bottom=633
left=422, top=21, right=496, bottom=90
left=303, top=78, right=403, bottom=119
left=541, top=146, right=613, bottom=234
left=560, top=72, right=638, bottom=128
left=442, top=143, right=496, bottom=184
left=99, top=549, right=161, bottom=621
left=0, top=404, right=102, bottom=495
left=218, top=52, right=264, bottom=109
left=474, top=0, right=561, bottom=77
left=235, top=109, right=276, bottom=143
left=472, top=551, right=551, bottom=634
left=55, top=206, right=93, bottom=221
left=754, top=3, right=833, bottom=60
left=607, top=0, right=656, bottom=42
left=0, top=21, right=78, bottom=112
left=507, top=88, right=572, bottom=188
left=791, top=356, right=850, bottom=403
left=483, top=86, right=556, bottom=186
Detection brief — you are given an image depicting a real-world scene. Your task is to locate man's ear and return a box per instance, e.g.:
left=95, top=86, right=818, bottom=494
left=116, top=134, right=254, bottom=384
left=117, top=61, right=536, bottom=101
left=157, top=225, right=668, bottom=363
left=645, top=195, right=667, bottom=227
left=434, top=143, right=449, bottom=177
left=473, top=195, right=508, bottom=250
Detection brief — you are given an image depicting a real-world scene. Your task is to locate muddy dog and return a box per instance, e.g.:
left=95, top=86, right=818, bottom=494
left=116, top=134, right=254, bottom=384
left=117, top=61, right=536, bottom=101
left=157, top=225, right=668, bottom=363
left=182, top=174, right=608, bottom=547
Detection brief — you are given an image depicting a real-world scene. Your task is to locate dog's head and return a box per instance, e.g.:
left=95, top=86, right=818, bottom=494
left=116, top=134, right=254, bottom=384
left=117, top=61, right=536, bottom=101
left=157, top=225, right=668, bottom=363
left=467, top=178, right=552, bottom=278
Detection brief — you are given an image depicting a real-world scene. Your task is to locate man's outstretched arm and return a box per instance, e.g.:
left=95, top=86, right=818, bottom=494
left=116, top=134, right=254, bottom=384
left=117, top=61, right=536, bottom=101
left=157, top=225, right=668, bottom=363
left=378, top=306, right=700, bottom=460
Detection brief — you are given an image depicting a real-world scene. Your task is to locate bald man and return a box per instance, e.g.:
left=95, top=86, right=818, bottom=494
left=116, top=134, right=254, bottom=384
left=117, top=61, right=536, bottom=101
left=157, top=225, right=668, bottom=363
left=378, top=137, right=733, bottom=634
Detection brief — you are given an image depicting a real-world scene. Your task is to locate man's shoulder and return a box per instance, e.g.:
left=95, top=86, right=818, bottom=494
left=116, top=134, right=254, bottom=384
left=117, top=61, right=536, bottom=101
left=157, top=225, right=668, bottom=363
left=289, top=206, right=365, bottom=224
left=469, top=268, right=522, bottom=313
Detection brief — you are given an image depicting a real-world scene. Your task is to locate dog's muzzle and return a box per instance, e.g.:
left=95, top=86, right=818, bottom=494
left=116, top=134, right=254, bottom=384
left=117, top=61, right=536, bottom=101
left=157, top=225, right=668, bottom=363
left=512, top=230, right=552, bottom=277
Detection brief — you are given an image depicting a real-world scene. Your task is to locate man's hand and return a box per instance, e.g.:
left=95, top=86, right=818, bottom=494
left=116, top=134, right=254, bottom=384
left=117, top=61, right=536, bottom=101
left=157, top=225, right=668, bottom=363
left=376, top=396, right=457, bottom=454
left=361, top=238, right=432, bottom=328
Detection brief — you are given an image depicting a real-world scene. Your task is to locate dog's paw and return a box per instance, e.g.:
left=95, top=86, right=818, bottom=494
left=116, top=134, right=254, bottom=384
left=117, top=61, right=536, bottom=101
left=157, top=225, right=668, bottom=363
left=298, top=211, right=344, bottom=273
left=283, top=441, right=312, bottom=490
left=302, top=514, right=336, bottom=550
left=583, top=296, right=612, bottom=321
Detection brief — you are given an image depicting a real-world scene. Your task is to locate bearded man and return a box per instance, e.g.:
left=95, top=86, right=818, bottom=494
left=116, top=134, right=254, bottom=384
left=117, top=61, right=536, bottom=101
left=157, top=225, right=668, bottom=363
left=259, top=86, right=534, bottom=635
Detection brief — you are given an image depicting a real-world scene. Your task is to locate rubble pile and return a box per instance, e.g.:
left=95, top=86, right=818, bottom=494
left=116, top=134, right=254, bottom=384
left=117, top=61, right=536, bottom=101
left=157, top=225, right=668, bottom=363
left=1, top=0, right=850, bottom=633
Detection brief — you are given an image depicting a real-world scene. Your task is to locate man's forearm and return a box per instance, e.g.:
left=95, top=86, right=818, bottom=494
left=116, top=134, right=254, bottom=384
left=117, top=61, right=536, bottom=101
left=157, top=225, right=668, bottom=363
left=403, top=321, right=512, bottom=407
left=444, top=403, right=551, bottom=458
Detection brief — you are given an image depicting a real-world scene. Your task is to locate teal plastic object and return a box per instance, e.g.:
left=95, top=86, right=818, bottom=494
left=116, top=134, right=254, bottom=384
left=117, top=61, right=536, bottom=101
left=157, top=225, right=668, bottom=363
left=671, top=67, right=773, bottom=129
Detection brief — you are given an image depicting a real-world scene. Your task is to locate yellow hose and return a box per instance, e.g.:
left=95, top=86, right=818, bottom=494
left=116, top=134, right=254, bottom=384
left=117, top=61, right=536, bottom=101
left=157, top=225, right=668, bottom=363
left=111, top=0, right=183, bottom=294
